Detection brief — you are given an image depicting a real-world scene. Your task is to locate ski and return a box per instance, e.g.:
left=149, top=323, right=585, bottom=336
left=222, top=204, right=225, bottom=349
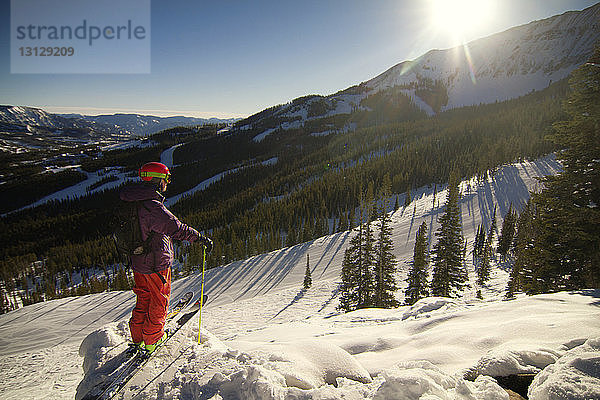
left=101, top=300, right=203, bottom=399
left=81, top=291, right=195, bottom=400
left=166, top=290, right=194, bottom=320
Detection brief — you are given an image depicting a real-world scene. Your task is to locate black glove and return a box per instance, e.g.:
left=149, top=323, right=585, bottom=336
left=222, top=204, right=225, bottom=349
left=198, top=236, right=213, bottom=253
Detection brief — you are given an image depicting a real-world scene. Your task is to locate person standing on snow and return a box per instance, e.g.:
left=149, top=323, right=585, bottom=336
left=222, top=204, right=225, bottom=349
left=119, top=162, right=213, bottom=353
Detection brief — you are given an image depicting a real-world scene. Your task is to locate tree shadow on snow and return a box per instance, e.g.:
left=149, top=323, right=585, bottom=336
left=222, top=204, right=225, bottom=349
left=573, top=289, right=600, bottom=307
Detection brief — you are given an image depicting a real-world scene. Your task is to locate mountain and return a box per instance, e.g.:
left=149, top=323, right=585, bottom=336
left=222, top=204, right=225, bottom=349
left=0, top=105, right=238, bottom=153
left=0, top=105, right=123, bottom=136
left=65, top=113, right=239, bottom=136
left=365, top=3, right=600, bottom=113
left=234, top=3, right=600, bottom=141
left=0, top=105, right=130, bottom=153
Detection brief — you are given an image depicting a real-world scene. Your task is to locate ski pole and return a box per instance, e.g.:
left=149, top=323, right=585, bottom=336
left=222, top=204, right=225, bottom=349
left=198, top=245, right=206, bottom=344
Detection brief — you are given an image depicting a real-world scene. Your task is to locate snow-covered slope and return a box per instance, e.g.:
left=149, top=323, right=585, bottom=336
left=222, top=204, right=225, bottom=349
left=69, top=114, right=238, bottom=137
left=0, top=105, right=237, bottom=153
left=0, top=105, right=122, bottom=135
left=2, top=156, right=599, bottom=400
left=366, top=3, right=600, bottom=112
left=237, top=3, right=600, bottom=142
left=0, top=105, right=132, bottom=153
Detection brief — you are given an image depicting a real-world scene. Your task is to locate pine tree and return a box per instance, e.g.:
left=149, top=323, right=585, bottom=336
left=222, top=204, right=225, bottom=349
left=525, top=48, right=600, bottom=292
left=404, top=188, right=412, bottom=208
left=507, top=201, right=534, bottom=297
left=338, top=229, right=363, bottom=312
left=477, top=233, right=492, bottom=286
left=303, top=254, right=312, bottom=289
left=477, top=209, right=497, bottom=286
left=373, top=173, right=399, bottom=308
left=360, top=195, right=376, bottom=308
left=488, top=206, right=497, bottom=247
left=497, top=204, right=517, bottom=260
left=405, top=221, right=429, bottom=305
left=473, top=224, right=486, bottom=263
left=431, top=171, right=468, bottom=297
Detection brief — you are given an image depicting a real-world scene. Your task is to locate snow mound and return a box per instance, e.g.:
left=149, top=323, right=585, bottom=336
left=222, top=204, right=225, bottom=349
left=529, top=337, right=600, bottom=400
left=374, top=361, right=508, bottom=400
left=78, top=321, right=130, bottom=375
left=238, top=339, right=372, bottom=389
left=466, top=345, right=563, bottom=378
left=75, top=319, right=231, bottom=400
left=402, top=297, right=461, bottom=320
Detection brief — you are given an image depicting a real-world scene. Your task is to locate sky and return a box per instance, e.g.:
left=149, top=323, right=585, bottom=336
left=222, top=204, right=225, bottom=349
left=0, top=0, right=598, bottom=119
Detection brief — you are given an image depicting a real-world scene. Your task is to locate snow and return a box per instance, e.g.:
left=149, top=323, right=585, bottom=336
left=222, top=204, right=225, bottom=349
left=160, top=143, right=183, bottom=168
left=253, top=127, right=278, bottom=143
left=529, top=337, right=600, bottom=400
left=165, top=158, right=279, bottom=207
left=1, top=156, right=599, bottom=400
left=2, top=167, right=135, bottom=216
left=100, top=139, right=156, bottom=152
left=366, top=4, right=600, bottom=113
left=374, top=362, right=508, bottom=400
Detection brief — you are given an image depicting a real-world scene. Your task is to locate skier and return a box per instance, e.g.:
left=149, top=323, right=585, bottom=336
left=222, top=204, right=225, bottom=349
left=119, top=162, right=212, bottom=353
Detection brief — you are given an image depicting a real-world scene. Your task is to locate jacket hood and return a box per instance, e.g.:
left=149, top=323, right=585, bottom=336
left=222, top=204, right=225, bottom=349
left=120, top=182, right=165, bottom=203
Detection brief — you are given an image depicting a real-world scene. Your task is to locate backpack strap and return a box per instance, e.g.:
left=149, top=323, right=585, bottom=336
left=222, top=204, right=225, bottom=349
left=135, top=201, right=155, bottom=250
left=136, top=201, right=166, bottom=285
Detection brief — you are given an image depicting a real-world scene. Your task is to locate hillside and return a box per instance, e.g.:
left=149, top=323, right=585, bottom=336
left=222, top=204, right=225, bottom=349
left=366, top=2, right=600, bottom=112
left=1, top=156, right=599, bottom=399
left=229, top=3, right=599, bottom=140
left=0, top=77, right=568, bottom=310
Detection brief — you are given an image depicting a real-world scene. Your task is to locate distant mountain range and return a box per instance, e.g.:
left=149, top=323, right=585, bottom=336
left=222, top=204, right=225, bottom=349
left=59, top=113, right=239, bottom=136
left=234, top=2, right=600, bottom=141
left=0, top=105, right=238, bottom=152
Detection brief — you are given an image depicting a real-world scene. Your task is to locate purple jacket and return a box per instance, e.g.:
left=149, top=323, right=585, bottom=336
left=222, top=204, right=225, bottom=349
left=119, top=183, right=200, bottom=274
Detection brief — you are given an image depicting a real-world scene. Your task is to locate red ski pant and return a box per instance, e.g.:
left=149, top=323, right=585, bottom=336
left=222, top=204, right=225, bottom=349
left=129, top=268, right=171, bottom=345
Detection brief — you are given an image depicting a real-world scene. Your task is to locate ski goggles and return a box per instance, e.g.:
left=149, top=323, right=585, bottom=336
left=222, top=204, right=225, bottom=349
left=140, top=171, right=171, bottom=184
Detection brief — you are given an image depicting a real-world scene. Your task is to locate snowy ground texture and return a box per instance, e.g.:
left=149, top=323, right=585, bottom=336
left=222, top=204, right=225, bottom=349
left=1, top=155, right=599, bottom=399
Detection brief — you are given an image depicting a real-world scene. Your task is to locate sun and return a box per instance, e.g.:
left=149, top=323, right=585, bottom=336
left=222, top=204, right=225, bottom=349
left=428, top=0, right=495, bottom=44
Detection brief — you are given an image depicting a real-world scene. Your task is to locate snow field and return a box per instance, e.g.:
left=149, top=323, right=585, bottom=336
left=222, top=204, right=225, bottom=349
left=76, top=287, right=600, bottom=399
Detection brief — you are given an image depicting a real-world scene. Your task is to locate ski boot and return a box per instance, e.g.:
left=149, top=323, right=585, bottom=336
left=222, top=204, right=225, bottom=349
left=144, top=332, right=168, bottom=355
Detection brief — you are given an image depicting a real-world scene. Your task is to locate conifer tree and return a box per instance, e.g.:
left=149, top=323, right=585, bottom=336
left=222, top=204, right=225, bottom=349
left=360, top=190, right=376, bottom=308
left=405, top=221, right=429, bottom=305
left=373, top=174, right=399, bottom=308
left=303, top=254, right=312, bottom=290
left=526, top=47, right=600, bottom=292
left=404, top=188, right=412, bottom=208
left=477, top=234, right=492, bottom=286
left=507, top=200, right=534, bottom=297
left=473, top=224, right=485, bottom=263
left=497, top=203, right=517, bottom=260
left=477, top=208, right=497, bottom=286
left=338, top=227, right=363, bottom=312
left=338, top=211, right=349, bottom=232
left=488, top=206, right=497, bottom=247
left=431, top=171, right=467, bottom=297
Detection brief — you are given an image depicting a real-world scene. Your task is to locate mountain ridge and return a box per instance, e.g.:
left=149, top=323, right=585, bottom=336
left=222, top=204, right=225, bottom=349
left=0, top=105, right=238, bottom=153
left=365, top=2, right=600, bottom=112
left=233, top=2, right=599, bottom=141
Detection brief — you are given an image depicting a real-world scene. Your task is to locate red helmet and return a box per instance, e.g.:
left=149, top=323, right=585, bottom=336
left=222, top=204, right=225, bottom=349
left=139, top=162, right=171, bottom=183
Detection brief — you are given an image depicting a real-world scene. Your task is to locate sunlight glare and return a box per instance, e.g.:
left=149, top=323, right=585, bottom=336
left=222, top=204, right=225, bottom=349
left=429, top=0, right=494, bottom=43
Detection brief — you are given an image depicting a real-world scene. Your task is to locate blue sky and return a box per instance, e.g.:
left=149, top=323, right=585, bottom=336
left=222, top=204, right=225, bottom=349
left=0, top=0, right=597, bottom=118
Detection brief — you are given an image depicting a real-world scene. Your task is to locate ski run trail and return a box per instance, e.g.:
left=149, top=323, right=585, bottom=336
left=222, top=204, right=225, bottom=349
left=1, top=154, right=599, bottom=400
